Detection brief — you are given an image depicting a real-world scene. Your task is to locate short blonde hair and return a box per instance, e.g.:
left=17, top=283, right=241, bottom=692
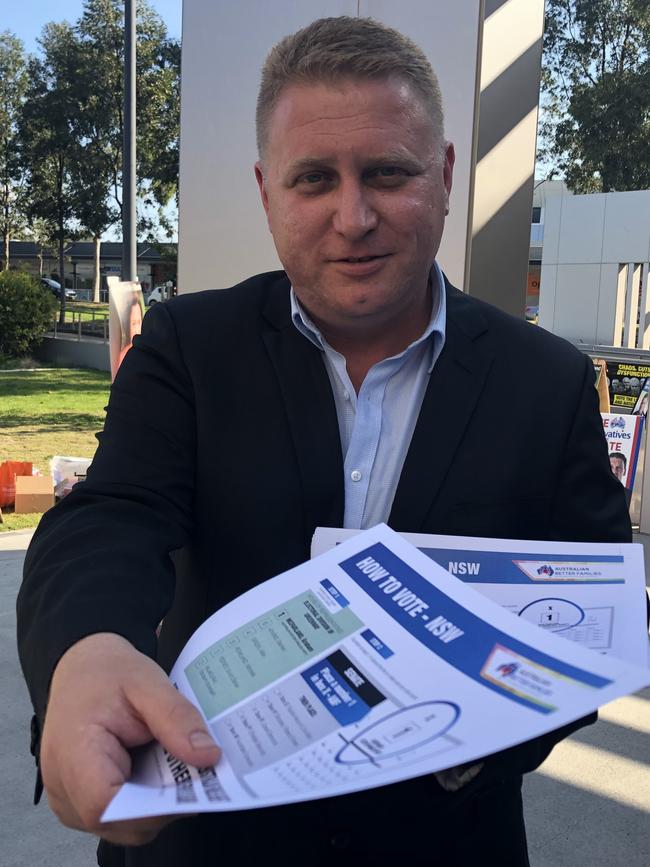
left=256, top=16, right=445, bottom=158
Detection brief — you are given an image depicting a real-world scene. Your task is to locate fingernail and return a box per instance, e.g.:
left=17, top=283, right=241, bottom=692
left=189, top=730, right=217, bottom=750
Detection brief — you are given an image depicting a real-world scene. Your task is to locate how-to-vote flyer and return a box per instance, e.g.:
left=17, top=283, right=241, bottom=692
left=312, top=529, right=650, bottom=667
left=103, top=525, right=650, bottom=822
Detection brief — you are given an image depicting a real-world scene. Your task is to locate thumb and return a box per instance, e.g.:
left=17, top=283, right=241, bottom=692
left=125, top=664, right=221, bottom=769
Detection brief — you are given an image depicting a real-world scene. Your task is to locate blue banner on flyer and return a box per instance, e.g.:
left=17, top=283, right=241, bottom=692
left=339, top=543, right=612, bottom=713
left=302, top=649, right=385, bottom=725
left=361, top=628, right=394, bottom=658
left=420, top=548, right=625, bottom=585
left=320, top=579, right=350, bottom=607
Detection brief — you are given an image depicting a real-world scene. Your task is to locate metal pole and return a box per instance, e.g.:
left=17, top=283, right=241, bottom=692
left=122, top=0, right=137, bottom=281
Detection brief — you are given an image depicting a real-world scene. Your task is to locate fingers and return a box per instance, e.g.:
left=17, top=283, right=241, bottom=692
left=45, top=723, right=181, bottom=846
left=44, top=722, right=131, bottom=830
left=122, top=665, right=221, bottom=769
left=39, top=632, right=219, bottom=846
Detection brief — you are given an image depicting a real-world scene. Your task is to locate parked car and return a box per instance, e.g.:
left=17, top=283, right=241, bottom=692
left=144, top=285, right=169, bottom=305
left=41, top=277, right=77, bottom=301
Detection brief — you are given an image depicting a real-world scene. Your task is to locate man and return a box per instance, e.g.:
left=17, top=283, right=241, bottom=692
left=17, top=16, right=630, bottom=867
left=609, top=451, right=627, bottom=483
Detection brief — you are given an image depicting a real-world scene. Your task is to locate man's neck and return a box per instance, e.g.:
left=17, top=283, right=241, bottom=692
left=320, top=293, right=433, bottom=392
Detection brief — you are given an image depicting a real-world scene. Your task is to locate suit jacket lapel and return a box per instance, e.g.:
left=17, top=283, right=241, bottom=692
left=261, top=278, right=344, bottom=533
left=389, top=282, right=494, bottom=531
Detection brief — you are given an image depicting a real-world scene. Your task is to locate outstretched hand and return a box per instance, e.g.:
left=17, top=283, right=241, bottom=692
left=40, top=632, right=221, bottom=846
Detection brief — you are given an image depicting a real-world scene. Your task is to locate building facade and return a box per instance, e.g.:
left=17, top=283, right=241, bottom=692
left=5, top=241, right=176, bottom=300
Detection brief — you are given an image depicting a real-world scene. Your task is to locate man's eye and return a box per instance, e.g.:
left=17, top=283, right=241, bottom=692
left=298, top=172, right=329, bottom=185
left=366, top=166, right=409, bottom=184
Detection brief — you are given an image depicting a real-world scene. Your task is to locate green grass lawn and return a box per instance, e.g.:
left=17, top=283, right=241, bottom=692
left=71, top=303, right=109, bottom=313
left=65, top=307, right=109, bottom=322
left=0, top=366, right=111, bottom=531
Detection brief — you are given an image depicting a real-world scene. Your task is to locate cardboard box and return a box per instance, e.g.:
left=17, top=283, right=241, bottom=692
left=14, top=475, right=55, bottom=514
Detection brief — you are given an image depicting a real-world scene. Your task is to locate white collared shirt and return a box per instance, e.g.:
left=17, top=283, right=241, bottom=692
left=290, top=262, right=447, bottom=528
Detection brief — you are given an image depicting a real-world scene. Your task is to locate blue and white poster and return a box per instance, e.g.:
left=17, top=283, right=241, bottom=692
left=104, top=525, right=650, bottom=821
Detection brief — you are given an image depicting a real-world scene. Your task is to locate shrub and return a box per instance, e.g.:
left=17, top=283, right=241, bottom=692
left=0, top=271, right=57, bottom=358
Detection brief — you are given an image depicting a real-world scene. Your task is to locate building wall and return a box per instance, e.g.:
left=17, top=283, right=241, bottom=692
left=467, top=0, right=545, bottom=315
left=178, top=1, right=483, bottom=293
left=178, top=0, right=544, bottom=316
left=539, top=190, right=650, bottom=347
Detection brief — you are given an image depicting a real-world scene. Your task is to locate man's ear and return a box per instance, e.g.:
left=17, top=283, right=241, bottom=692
left=442, top=142, right=455, bottom=216
left=254, top=162, right=270, bottom=219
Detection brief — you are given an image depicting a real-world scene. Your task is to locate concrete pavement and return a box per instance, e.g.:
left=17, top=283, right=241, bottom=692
left=523, top=530, right=650, bottom=866
left=2, top=531, right=96, bottom=867
left=2, top=529, right=649, bottom=866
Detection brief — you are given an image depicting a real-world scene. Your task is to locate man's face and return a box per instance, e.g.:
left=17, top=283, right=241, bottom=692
left=610, top=455, right=626, bottom=482
left=129, top=303, right=142, bottom=338
left=255, top=77, right=454, bottom=340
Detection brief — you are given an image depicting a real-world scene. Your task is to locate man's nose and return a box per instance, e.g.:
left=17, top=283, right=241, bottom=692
left=332, top=181, right=378, bottom=239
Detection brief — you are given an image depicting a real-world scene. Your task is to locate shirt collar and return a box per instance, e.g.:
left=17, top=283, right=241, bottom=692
left=290, top=261, right=446, bottom=372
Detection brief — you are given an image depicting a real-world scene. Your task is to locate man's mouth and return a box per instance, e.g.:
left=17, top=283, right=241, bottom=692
left=336, top=254, right=388, bottom=263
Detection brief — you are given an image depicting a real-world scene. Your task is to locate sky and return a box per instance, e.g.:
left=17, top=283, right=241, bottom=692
left=2, top=0, right=183, bottom=54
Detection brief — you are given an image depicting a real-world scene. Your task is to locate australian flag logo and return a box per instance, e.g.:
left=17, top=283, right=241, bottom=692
left=497, top=662, right=519, bottom=677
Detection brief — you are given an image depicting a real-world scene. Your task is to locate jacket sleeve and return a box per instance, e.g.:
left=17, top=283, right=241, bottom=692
left=17, top=301, right=197, bottom=727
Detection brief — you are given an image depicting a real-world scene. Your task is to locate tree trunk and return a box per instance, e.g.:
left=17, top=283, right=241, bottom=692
left=37, top=245, right=43, bottom=276
left=58, top=231, right=66, bottom=326
left=2, top=177, right=9, bottom=270
left=93, top=236, right=101, bottom=303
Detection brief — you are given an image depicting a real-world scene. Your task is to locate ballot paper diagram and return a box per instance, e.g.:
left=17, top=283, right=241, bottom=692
left=518, top=597, right=585, bottom=631
left=104, top=525, right=650, bottom=822
left=334, top=701, right=461, bottom=765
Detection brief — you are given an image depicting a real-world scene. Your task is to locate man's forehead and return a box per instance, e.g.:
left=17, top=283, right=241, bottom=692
left=270, top=76, right=427, bottom=122
left=264, top=78, right=437, bottom=153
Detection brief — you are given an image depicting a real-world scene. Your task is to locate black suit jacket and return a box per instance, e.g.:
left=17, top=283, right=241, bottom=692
left=17, top=272, right=631, bottom=866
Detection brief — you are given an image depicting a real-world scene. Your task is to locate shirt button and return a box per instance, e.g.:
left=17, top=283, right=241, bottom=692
left=343, top=391, right=350, bottom=401
left=350, top=470, right=362, bottom=482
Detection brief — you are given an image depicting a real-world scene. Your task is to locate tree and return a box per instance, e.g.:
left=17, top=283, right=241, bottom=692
left=540, top=0, right=650, bottom=192
left=0, top=31, right=29, bottom=270
left=71, top=160, right=117, bottom=302
left=0, top=270, right=57, bottom=358
left=19, top=22, right=82, bottom=323
left=25, top=217, right=53, bottom=277
left=75, top=0, right=180, bottom=253
left=136, top=22, right=181, bottom=223
left=14, top=2, right=180, bottom=306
